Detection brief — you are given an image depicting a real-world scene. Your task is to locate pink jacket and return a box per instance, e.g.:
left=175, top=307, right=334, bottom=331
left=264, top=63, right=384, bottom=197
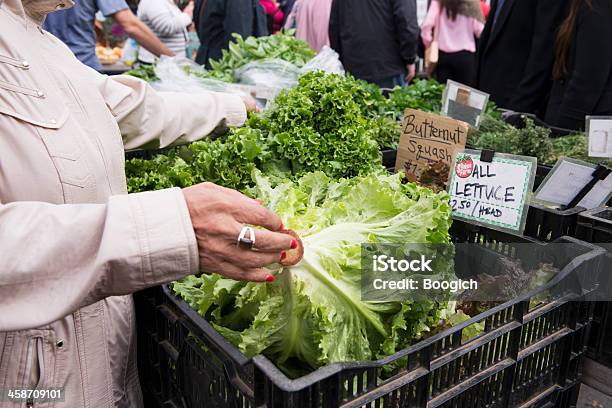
left=0, top=0, right=246, bottom=406
left=259, top=0, right=284, bottom=33
left=421, top=0, right=485, bottom=53
left=284, top=0, right=332, bottom=52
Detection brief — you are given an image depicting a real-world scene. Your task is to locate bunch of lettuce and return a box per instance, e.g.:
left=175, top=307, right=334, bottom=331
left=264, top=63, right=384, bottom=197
left=125, top=127, right=266, bottom=193
left=249, top=71, right=382, bottom=179
left=172, top=171, right=455, bottom=377
left=194, top=30, right=316, bottom=83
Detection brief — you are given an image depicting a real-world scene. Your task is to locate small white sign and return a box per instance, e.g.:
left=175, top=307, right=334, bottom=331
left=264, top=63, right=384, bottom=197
left=587, top=116, right=612, bottom=158
left=441, top=80, right=490, bottom=129
left=535, top=158, right=612, bottom=209
left=448, top=150, right=536, bottom=233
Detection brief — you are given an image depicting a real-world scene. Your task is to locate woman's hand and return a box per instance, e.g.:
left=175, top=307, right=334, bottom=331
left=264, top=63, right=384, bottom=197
left=182, top=183, right=294, bottom=282
left=241, top=95, right=261, bottom=113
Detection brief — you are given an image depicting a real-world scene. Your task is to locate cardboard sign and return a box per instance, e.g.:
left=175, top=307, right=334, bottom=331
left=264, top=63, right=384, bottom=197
left=442, top=80, right=490, bottom=128
left=587, top=116, right=612, bottom=158
left=448, top=150, right=536, bottom=233
left=395, top=109, right=469, bottom=178
left=535, top=158, right=612, bottom=209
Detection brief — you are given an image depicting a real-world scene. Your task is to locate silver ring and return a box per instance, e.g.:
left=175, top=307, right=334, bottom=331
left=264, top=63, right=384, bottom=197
left=237, top=226, right=256, bottom=250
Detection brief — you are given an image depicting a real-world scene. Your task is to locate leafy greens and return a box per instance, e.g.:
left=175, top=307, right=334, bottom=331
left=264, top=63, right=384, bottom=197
left=172, top=171, right=455, bottom=377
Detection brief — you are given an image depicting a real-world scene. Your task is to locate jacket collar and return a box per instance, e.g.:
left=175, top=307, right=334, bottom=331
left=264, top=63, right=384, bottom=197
left=1, top=0, right=74, bottom=25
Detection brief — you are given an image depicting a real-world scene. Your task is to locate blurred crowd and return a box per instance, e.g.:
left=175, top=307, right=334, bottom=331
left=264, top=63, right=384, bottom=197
left=47, top=0, right=612, bottom=131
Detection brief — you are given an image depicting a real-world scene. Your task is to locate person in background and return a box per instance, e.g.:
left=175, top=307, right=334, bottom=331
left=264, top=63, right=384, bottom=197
left=137, top=0, right=194, bottom=64
left=194, top=0, right=268, bottom=66
left=421, top=0, right=484, bottom=85
left=259, top=0, right=284, bottom=33
left=475, top=0, right=569, bottom=115
left=545, top=0, right=612, bottom=130
left=280, top=0, right=296, bottom=25
left=329, top=0, right=419, bottom=88
left=284, top=0, right=332, bottom=52
left=480, top=0, right=490, bottom=17
left=45, top=0, right=174, bottom=71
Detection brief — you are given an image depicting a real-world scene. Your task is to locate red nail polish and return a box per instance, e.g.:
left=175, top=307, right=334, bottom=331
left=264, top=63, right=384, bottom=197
left=280, top=251, right=287, bottom=261
left=290, top=239, right=297, bottom=249
left=265, top=274, right=275, bottom=283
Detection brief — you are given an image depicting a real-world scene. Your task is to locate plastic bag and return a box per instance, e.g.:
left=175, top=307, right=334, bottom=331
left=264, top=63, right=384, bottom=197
left=120, top=38, right=139, bottom=66
left=152, top=57, right=242, bottom=94
left=151, top=57, right=266, bottom=109
left=300, top=46, right=345, bottom=76
left=233, top=58, right=301, bottom=89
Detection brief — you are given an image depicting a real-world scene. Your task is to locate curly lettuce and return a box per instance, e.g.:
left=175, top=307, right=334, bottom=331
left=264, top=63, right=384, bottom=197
left=173, top=171, right=454, bottom=377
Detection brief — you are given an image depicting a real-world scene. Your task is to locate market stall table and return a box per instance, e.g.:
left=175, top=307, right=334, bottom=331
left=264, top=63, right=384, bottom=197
left=101, top=63, right=130, bottom=76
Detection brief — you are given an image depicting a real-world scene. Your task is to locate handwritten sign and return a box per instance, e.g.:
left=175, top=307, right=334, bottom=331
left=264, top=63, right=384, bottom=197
left=395, top=109, right=469, bottom=178
left=587, top=116, right=612, bottom=158
left=442, top=80, right=490, bottom=128
left=448, top=150, right=536, bottom=233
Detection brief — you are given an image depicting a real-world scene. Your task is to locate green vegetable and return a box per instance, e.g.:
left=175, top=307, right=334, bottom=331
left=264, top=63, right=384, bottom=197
left=126, top=72, right=386, bottom=192
left=469, top=116, right=612, bottom=167
left=384, top=79, right=445, bottom=120
left=252, top=71, right=382, bottom=179
left=173, top=171, right=454, bottom=377
left=193, top=30, right=316, bottom=83
left=125, top=64, right=159, bottom=82
left=551, top=134, right=612, bottom=166
left=469, top=117, right=555, bottom=164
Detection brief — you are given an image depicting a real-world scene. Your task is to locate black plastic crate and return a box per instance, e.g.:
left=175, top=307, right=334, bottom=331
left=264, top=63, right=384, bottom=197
left=575, top=209, right=612, bottom=368
left=453, top=202, right=584, bottom=243
left=136, top=220, right=604, bottom=408
left=576, top=207, right=612, bottom=244
left=134, top=287, right=187, bottom=408
left=524, top=204, right=585, bottom=243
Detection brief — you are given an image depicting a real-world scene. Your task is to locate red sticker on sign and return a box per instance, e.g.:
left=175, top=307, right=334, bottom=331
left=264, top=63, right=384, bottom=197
left=455, top=155, right=474, bottom=178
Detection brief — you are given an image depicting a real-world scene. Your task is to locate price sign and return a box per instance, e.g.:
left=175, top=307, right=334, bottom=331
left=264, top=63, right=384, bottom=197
left=441, top=80, right=490, bottom=128
left=448, top=150, right=536, bottom=233
left=395, top=109, right=469, bottom=178
left=587, top=116, right=612, bottom=158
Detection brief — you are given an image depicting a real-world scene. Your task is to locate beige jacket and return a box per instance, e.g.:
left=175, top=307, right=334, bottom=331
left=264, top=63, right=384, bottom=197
left=0, top=0, right=247, bottom=406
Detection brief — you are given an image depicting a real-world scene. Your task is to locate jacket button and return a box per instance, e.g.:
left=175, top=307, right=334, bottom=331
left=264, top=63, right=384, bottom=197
left=56, top=339, right=64, bottom=348
left=36, top=90, right=45, bottom=98
left=22, top=61, right=29, bottom=68
left=50, top=119, right=57, bottom=124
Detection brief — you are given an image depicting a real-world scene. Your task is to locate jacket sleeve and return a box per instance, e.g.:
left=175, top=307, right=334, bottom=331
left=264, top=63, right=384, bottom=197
left=555, top=0, right=612, bottom=129
left=509, top=0, right=567, bottom=113
left=328, top=0, right=341, bottom=59
left=139, top=0, right=191, bottom=36
left=420, top=0, right=440, bottom=48
left=0, top=188, right=199, bottom=331
left=391, top=0, right=419, bottom=64
left=98, top=74, right=247, bottom=149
